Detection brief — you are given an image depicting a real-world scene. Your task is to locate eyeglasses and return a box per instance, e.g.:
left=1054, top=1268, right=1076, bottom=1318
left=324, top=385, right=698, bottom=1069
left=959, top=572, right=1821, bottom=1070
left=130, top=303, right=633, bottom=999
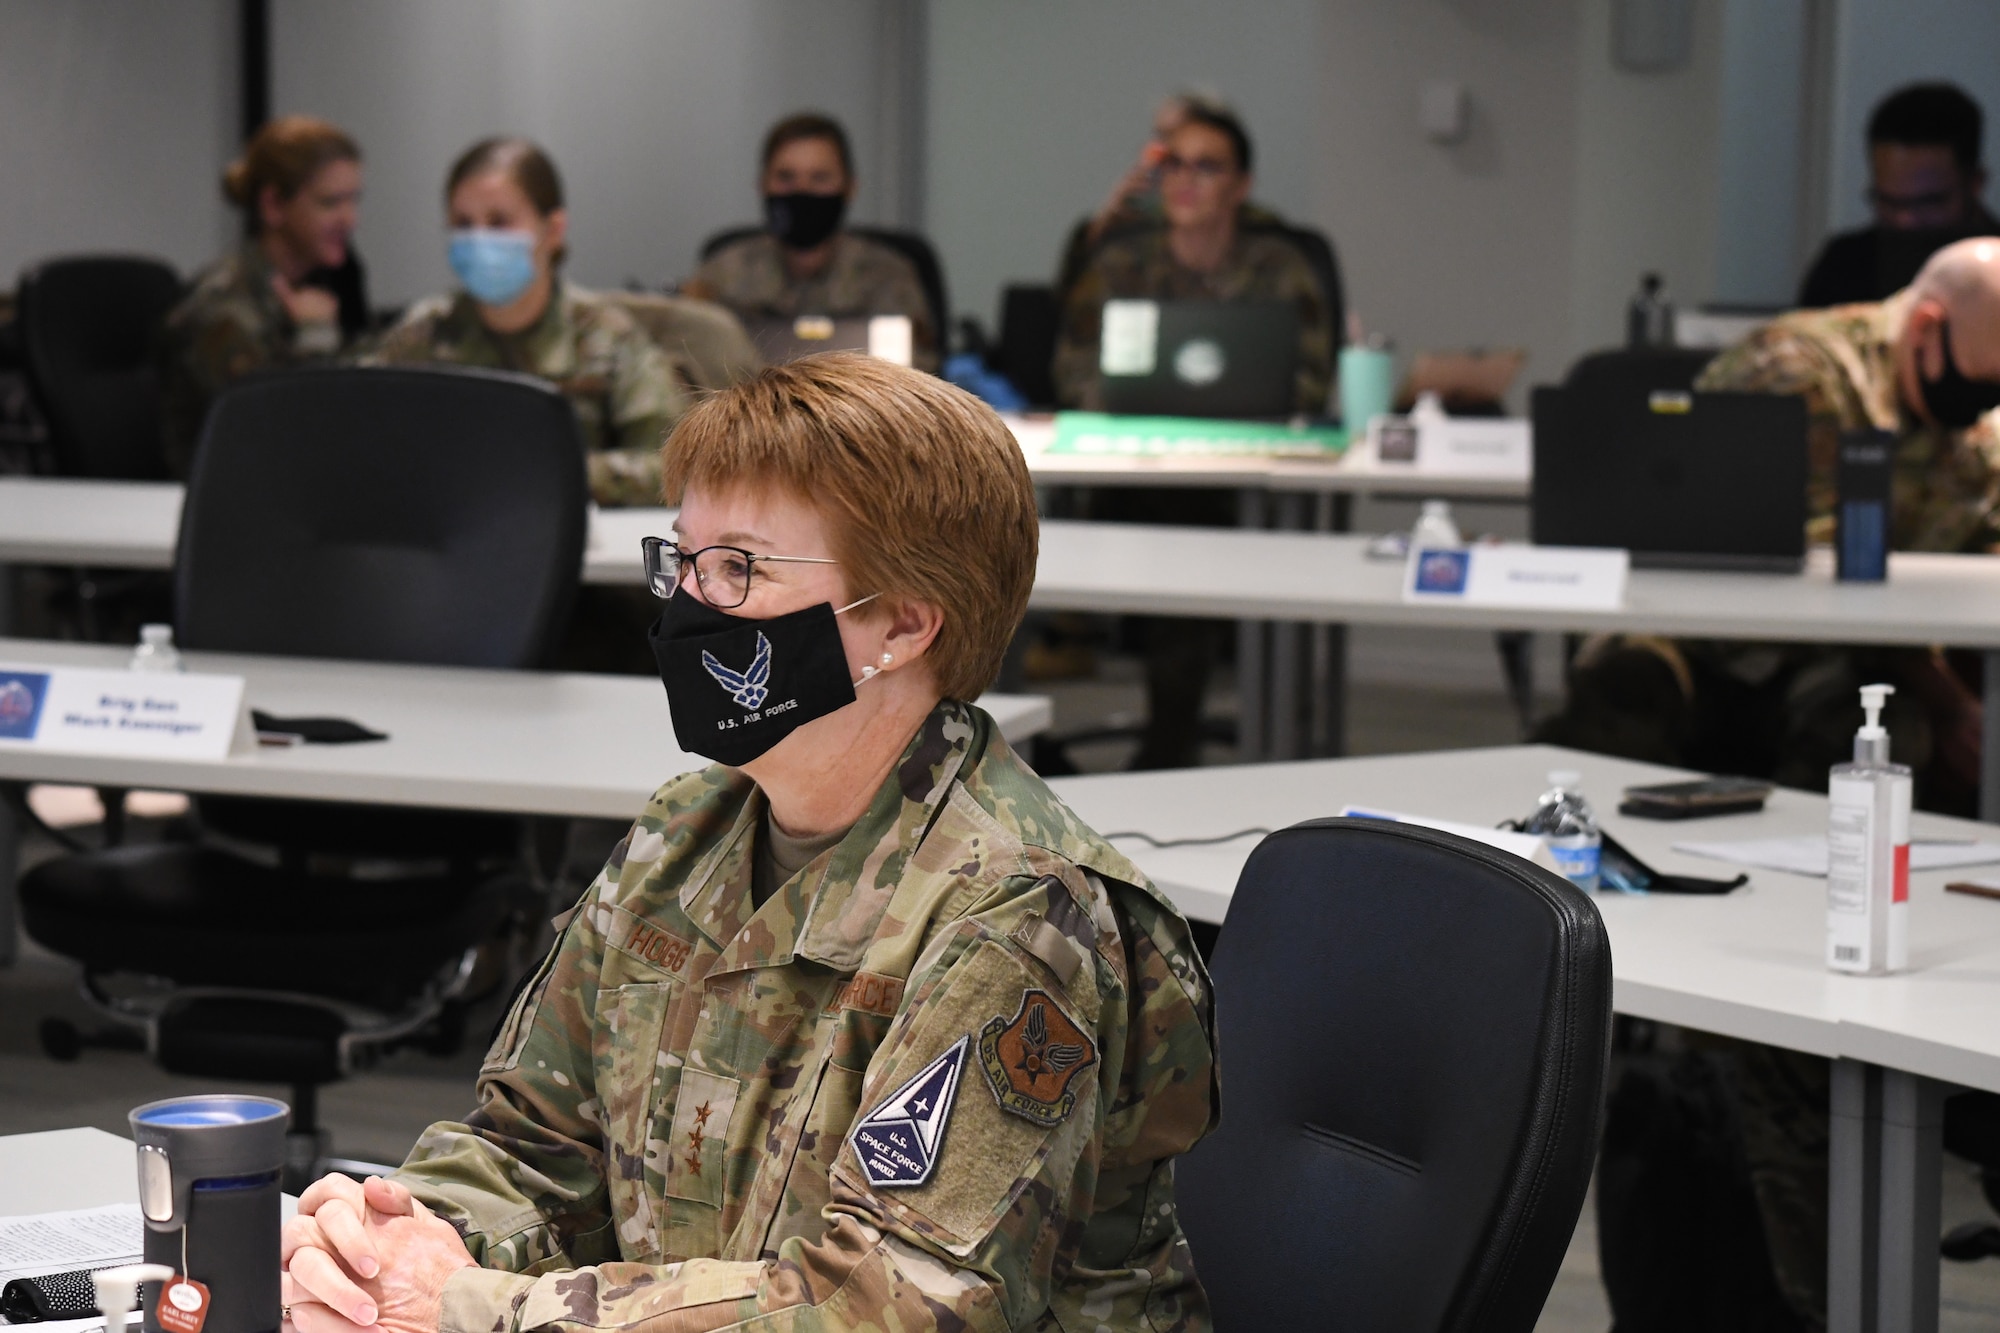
left=640, top=536, right=837, bottom=608
left=1159, top=155, right=1236, bottom=181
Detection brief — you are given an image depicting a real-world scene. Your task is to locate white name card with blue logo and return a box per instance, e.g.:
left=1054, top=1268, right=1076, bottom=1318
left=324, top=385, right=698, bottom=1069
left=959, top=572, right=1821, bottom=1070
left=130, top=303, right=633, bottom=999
left=0, top=664, right=248, bottom=760
left=1403, top=544, right=1628, bottom=611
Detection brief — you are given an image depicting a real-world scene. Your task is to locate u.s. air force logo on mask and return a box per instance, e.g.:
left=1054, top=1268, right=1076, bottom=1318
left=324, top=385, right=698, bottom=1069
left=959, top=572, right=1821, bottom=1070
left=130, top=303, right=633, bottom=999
left=850, top=1035, right=967, bottom=1188
left=701, top=632, right=772, bottom=709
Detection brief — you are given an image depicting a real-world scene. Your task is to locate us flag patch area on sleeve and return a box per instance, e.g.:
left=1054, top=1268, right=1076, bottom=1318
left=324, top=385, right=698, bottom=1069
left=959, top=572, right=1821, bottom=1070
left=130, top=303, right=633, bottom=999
left=850, top=1035, right=968, bottom=1188
left=979, top=988, right=1098, bottom=1127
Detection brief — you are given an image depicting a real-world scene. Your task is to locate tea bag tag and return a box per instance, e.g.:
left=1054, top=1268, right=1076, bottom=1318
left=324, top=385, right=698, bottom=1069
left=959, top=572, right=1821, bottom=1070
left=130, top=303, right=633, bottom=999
left=155, top=1277, right=211, bottom=1333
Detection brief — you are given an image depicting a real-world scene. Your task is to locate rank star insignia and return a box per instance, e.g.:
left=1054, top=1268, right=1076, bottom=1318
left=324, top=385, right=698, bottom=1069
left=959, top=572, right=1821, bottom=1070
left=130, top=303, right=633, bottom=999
left=850, top=1036, right=967, bottom=1188
left=980, top=989, right=1097, bottom=1126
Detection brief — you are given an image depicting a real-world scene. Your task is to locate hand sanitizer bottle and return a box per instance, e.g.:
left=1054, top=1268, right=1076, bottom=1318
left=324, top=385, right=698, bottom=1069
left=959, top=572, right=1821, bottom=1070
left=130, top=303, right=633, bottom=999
left=1827, top=683, right=1910, bottom=974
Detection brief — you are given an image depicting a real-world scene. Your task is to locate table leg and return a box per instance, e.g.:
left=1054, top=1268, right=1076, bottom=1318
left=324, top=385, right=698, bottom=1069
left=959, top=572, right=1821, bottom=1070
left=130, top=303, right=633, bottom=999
left=1309, top=492, right=1350, bottom=758
left=1236, top=488, right=1267, bottom=762
left=1982, top=649, right=2000, bottom=824
left=1829, top=1059, right=1943, bottom=1333
left=0, top=785, right=18, bottom=967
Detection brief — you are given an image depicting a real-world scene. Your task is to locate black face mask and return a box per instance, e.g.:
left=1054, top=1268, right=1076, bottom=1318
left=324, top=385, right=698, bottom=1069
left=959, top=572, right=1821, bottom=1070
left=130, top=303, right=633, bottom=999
left=648, top=593, right=866, bottom=767
left=1919, top=321, right=2000, bottom=430
left=764, top=192, right=847, bottom=251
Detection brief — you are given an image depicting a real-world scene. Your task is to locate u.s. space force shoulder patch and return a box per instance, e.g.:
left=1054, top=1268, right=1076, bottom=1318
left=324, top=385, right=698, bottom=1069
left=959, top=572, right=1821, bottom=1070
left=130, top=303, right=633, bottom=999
left=979, top=988, right=1098, bottom=1127
left=850, top=1035, right=968, bottom=1188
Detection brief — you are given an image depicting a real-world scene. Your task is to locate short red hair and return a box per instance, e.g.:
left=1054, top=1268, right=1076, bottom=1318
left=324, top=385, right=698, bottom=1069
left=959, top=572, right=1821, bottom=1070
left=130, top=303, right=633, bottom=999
left=659, top=355, right=1038, bottom=701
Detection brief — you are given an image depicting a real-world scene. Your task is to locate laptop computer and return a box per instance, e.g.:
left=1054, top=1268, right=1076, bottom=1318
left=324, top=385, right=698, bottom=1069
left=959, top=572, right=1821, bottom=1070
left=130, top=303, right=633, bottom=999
left=1098, top=299, right=1299, bottom=419
left=1530, top=384, right=1809, bottom=571
left=744, top=314, right=913, bottom=367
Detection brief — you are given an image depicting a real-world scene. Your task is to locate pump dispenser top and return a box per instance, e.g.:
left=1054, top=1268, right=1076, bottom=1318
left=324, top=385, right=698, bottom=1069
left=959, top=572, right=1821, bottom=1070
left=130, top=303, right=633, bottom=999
left=1853, top=683, right=1894, bottom=763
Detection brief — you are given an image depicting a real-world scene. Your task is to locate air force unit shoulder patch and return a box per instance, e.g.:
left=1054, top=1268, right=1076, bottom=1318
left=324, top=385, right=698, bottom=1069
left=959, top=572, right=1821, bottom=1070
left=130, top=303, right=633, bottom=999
left=850, top=1035, right=968, bottom=1188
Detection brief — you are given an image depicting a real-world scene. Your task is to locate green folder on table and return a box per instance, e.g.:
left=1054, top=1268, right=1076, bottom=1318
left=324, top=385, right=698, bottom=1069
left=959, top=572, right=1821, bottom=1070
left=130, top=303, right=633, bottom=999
left=1045, top=412, right=1347, bottom=459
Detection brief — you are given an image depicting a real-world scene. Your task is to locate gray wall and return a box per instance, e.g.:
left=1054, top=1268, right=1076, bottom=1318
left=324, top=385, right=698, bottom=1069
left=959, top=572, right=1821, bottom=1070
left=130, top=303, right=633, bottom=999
left=271, top=0, right=919, bottom=305
left=0, top=0, right=236, bottom=282
left=924, top=0, right=1321, bottom=335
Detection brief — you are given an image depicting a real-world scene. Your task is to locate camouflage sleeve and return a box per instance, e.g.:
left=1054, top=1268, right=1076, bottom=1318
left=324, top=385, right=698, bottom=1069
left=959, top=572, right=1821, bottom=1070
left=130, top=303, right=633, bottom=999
left=1695, top=324, right=1859, bottom=540
left=359, top=299, right=451, bottom=366
left=586, top=327, right=684, bottom=507
left=1051, top=265, right=1110, bottom=410
left=434, top=872, right=1199, bottom=1333
left=395, top=844, right=625, bottom=1273
left=1287, top=259, right=1334, bottom=417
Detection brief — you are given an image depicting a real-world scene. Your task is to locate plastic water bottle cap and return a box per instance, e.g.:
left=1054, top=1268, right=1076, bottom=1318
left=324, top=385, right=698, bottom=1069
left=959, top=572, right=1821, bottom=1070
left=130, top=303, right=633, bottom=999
left=1548, top=769, right=1581, bottom=788
left=140, top=624, right=174, bottom=647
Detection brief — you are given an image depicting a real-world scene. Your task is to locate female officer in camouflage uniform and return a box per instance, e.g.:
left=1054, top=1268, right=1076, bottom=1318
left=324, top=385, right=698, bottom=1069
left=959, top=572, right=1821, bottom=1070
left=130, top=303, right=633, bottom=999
left=369, top=138, right=684, bottom=507
left=159, top=116, right=368, bottom=475
left=280, top=356, right=1220, bottom=1333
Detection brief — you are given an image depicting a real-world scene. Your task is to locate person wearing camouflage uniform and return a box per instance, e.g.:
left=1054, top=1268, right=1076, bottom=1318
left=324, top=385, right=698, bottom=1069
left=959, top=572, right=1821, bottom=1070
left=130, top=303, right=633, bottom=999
left=1051, top=103, right=1333, bottom=768
left=685, top=113, right=937, bottom=374
left=1543, top=241, right=2000, bottom=1330
left=1054, top=227, right=1332, bottom=417
left=159, top=243, right=342, bottom=476
left=687, top=232, right=938, bottom=374
left=159, top=117, right=369, bottom=476
left=400, top=699, right=1214, bottom=1331
left=279, top=356, right=1219, bottom=1333
left=368, top=285, right=685, bottom=508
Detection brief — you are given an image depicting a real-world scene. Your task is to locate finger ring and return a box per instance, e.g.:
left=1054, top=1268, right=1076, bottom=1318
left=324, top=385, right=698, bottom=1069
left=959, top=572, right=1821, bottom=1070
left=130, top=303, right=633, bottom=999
left=283, top=1307, right=292, bottom=1324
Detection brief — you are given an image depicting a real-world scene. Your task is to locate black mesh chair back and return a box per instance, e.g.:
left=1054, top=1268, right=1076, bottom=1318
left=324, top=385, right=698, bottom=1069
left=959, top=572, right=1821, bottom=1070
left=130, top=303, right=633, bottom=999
left=698, top=224, right=950, bottom=354
left=995, top=284, right=1061, bottom=409
left=850, top=227, right=949, bottom=349
left=1247, top=220, right=1346, bottom=354
left=17, top=255, right=182, bottom=479
left=175, top=365, right=585, bottom=668
left=1563, top=347, right=1716, bottom=400
left=1177, top=818, right=1611, bottom=1332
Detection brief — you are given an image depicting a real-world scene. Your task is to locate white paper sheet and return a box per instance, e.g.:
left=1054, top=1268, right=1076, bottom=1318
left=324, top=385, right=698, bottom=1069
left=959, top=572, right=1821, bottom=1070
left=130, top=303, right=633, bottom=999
left=1671, top=836, right=2000, bottom=878
left=0, top=1204, right=142, bottom=1282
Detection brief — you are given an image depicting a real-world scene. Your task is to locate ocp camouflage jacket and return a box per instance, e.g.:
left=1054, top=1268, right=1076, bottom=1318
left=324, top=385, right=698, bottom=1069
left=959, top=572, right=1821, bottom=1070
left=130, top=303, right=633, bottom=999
left=397, top=700, right=1219, bottom=1332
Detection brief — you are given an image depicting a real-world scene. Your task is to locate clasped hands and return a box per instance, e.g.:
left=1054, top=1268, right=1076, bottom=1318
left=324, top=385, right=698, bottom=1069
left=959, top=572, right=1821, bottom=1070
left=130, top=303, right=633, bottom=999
left=281, top=1176, right=477, bottom=1333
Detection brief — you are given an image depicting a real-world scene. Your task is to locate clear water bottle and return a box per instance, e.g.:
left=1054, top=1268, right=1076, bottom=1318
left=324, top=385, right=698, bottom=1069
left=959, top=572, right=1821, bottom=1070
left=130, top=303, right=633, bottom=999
left=1410, top=499, right=1463, bottom=549
left=1526, top=768, right=1601, bottom=891
left=130, top=623, right=184, bottom=673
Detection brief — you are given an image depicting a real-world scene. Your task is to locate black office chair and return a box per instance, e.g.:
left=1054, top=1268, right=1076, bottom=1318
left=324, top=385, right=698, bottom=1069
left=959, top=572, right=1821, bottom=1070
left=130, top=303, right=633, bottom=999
left=993, top=284, right=1061, bottom=409
left=1246, top=219, right=1347, bottom=357
left=17, top=255, right=181, bottom=479
left=1177, top=818, right=1612, bottom=1331
left=22, top=364, right=587, bottom=1183
left=15, top=256, right=184, bottom=639
left=698, top=225, right=950, bottom=359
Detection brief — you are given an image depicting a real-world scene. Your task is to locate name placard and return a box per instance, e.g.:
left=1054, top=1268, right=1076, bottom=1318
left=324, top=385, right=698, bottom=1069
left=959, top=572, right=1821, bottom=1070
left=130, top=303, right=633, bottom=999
left=1403, top=544, right=1628, bottom=610
left=0, top=663, right=248, bottom=760
left=1369, top=416, right=1532, bottom=477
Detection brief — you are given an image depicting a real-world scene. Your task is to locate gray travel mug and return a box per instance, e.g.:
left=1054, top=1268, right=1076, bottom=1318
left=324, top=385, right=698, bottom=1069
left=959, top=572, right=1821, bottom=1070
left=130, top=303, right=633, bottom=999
left=130, top=1096, right=289, bottom=1333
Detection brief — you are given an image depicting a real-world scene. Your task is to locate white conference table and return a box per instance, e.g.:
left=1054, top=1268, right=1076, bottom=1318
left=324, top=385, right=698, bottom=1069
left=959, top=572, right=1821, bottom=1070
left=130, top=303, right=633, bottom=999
left=0, top=421, right=1526, bottom=573
left=7, top=485, right=2000, bottom=802
left=1, top=1125, right=148, bottom=1215
left=1049, top=743, right=2000, bottom=1333
left=0, top=637, right=1050, bottom=964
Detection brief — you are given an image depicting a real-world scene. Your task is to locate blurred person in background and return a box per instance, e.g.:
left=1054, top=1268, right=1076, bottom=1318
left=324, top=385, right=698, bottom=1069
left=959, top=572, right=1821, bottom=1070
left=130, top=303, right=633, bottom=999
left=684, top=112, right=937, bottom=372
left=1800, top=81, right=2000, bottom=308
left=159, top=115, right=370, bottom=474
